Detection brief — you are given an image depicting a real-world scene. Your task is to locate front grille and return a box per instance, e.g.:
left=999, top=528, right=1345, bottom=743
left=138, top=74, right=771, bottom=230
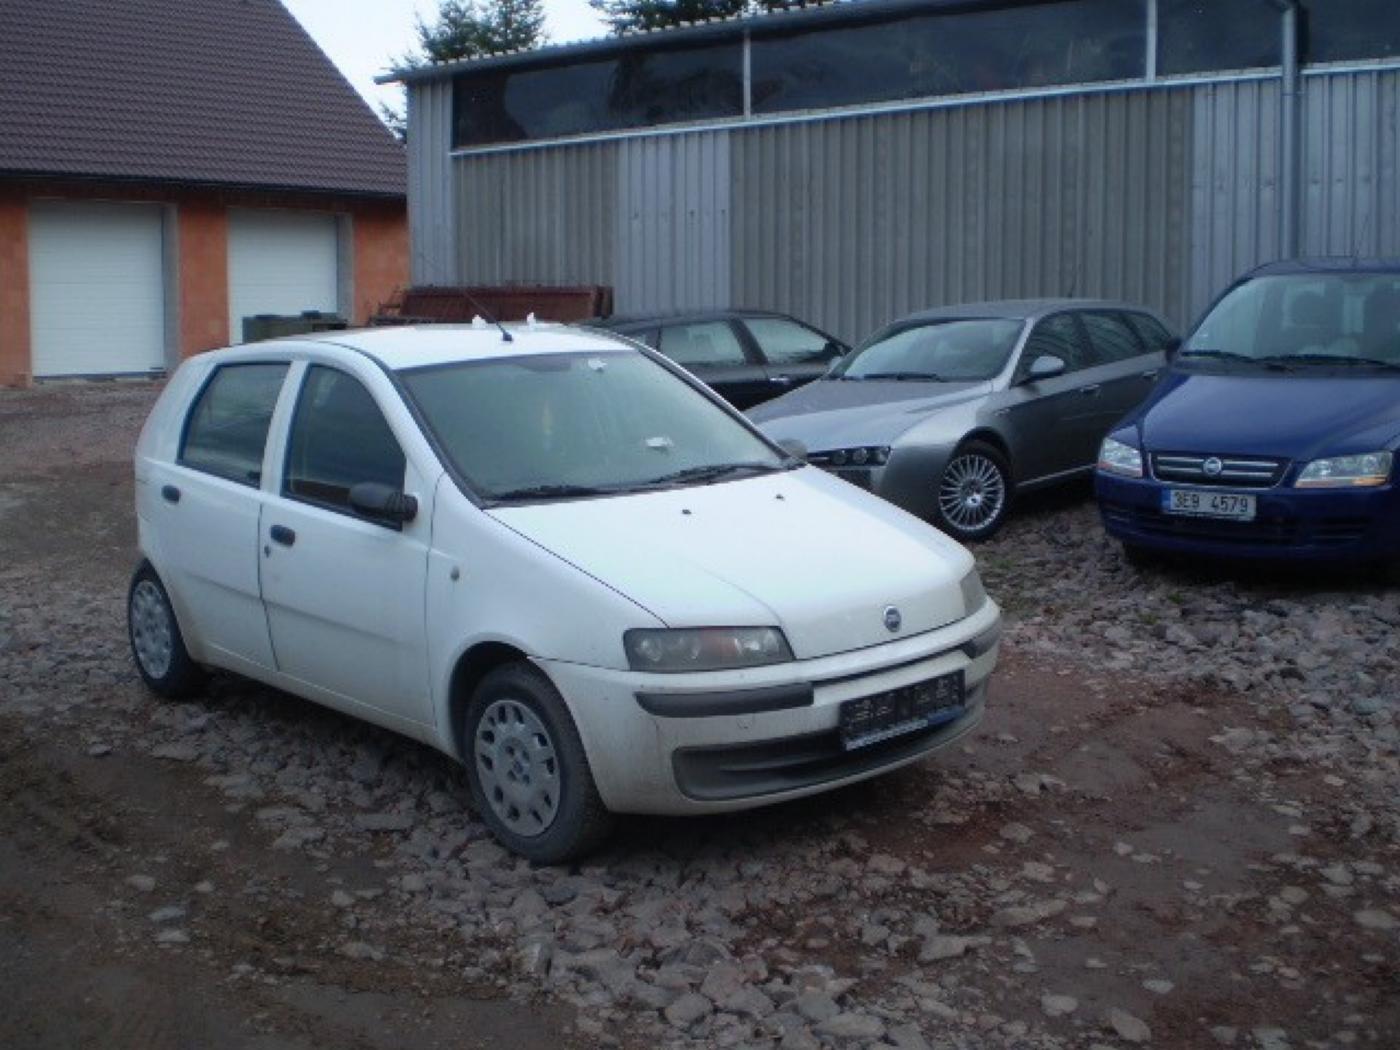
left=672, top=685, right=984, bottom=802
left=1102, top=504, right=1371, bottom=549
left=1151, top=452, right=1286, bottom=489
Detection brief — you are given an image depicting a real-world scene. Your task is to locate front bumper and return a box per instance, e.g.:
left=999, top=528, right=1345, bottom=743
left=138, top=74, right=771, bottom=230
left=538, top=599, right=1000, bottom=815
left=1096, top=470, right=1400, bottom=561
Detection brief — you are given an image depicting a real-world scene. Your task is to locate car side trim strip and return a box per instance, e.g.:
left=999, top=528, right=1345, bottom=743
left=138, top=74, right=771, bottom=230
left=635, top=682, right=815, bottom=718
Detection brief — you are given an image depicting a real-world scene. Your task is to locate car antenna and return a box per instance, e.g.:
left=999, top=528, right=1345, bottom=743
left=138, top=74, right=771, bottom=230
left=462, top=291, right=513, bottom=343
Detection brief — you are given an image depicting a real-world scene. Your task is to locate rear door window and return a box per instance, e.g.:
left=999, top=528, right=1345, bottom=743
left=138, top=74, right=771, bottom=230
left=1080, top=311, right=1146, bottom=363
left=179, top=363, right=289, bottom=486
left=743, top=317, right=839, bottom=365
left=658, top=322, right=751, bottom=368
left=1126, top=312, right=1177, bottom=352
left=283, top=366, right=406, bottom=515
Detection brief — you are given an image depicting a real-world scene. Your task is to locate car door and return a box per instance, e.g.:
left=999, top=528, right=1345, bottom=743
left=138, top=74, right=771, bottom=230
left=150, top=361, right=289, bottom=673
left=1080, top=310, right=1166, bottom=425
left=738, top=315, right=846, bottom=398
left=1000, top=312, right=1105, bottom=482
left=656, top=320, right=772, bottom=408
left=258, top=363, right=434, bottom=729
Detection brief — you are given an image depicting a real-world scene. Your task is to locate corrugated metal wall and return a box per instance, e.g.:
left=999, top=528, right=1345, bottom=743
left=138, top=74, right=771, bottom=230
left=616, top=133, right=731, bottom=313
left=420, top=67, right=1399, bottom=338
left=732, top=88, right=1193, bottom=343
left=406, top=81, right=457, bottom=285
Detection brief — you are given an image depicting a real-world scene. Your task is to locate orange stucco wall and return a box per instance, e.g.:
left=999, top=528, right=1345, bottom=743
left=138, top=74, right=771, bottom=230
left=0, top=189, right=31, bottom=387
left=0, top=180, right=407, bottom=387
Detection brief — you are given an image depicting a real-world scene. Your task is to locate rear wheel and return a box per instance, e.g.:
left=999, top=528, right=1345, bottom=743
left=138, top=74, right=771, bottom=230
left=127, top=564, right=203, bottom=698
left=463, top=664, right=613, bottom=864
left=934, top=441, right=1012, bottom=541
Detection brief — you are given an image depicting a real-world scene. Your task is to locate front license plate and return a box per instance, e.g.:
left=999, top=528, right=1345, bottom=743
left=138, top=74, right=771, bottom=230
left=1162, top=489, right=1256, bottom=521
left=838, top=672, right=965, bottom=751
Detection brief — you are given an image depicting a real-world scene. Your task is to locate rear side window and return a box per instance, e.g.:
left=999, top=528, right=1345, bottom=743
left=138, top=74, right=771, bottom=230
left=658, top=322, right=750, bottom=367
left=1020, top=313, right=1094, bottom=375
left=284, top=366, right=405, bottom=514
left=179, top=363, right=288, bottom=486
left=1127, top=312, right=1177, bottom=352
left=1080, top=312, right=1145, bottom=363
left=744, top=317, right=839, bottom=365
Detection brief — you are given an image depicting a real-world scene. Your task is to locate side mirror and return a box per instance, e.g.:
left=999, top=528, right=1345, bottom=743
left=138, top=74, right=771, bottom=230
left=349, top=482, right=418, bottom=525
left=776, top=438, right=808, bottom=462
left=1025, top=354, right=1067, bottom=382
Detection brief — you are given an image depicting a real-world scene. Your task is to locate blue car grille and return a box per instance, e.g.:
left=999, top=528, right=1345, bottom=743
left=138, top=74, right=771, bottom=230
left=1150, top=452, right=1287, bottom=489
left=1102, top=504, right=1370, bottom=548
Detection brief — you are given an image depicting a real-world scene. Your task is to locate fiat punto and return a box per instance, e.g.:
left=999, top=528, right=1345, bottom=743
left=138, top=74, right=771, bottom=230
left=129, top=324, right=1001, bottom=861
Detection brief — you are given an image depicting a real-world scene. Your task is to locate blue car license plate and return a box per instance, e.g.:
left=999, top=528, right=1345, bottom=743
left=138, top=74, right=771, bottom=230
left=838, top=671, right=965, bottom=751
left=1162, top=488, right=1256, bottom=521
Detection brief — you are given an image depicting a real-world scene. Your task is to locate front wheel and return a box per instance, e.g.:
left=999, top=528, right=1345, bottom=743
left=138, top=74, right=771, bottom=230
left=934, top=441, right=1012, bottom=541
left=463, top=664, right=614, bottom=864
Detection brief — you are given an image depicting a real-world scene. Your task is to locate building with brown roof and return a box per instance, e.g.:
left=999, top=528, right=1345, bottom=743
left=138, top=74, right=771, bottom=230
left=0, top=0, right=408, bottom=385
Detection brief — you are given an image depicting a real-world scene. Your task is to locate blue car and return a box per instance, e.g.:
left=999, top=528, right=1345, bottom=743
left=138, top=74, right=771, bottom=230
left=1095, top=258, right=1400, bottom=576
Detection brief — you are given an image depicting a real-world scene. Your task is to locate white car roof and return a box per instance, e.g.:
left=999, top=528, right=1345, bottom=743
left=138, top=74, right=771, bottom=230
left=215, top=323, right=637, bottom=372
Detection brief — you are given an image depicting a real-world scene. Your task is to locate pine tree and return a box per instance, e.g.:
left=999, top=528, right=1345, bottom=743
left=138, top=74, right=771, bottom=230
left=589, top=0, right=825, bottom=36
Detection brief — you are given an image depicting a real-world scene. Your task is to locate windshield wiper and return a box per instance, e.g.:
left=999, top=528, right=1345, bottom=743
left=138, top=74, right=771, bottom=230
left=640, top=461, right=782, bottom=488
left=1255, top=353, right=1400, bottom=371
left=492, top=483, right=621, bottom=502
left=856, top=371, right=947, bottom=382
left=1178, top=349, right=1290, bottom=370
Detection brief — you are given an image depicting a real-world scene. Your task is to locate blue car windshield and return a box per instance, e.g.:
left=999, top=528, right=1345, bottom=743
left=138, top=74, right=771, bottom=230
left=1183, top=273, right=1400, bottom=370
left=832, top=318, right=1025, bottom=382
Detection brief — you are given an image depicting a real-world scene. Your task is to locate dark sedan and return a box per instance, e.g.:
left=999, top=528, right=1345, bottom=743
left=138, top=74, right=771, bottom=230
left=750, top=299, right=1177, bottom=540
left=589, top=309, right=848, bottom=409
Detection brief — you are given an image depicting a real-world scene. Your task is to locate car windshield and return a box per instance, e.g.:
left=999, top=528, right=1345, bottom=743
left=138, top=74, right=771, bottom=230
left=1183, top=273, right=1400, bottom=371
left=400, top=350, right=790, bottom=501
left=832, top=318, right=1025, bottom=382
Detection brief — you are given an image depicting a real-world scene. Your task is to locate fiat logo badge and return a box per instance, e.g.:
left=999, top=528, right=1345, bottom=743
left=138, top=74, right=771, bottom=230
left=884, top=606, right=902, bottom=633
left=1203, top=456, right=1224, bottom=476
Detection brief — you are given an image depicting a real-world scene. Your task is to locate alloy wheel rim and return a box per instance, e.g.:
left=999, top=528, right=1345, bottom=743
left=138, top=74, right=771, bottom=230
left=130, top=580, right=174, bottom=680
left=475, top=699, right=561, bottom=838
left=938, top=453, right=1007, bottom=533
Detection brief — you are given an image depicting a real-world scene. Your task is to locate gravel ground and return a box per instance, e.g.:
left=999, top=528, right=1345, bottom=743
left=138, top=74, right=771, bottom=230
left=1, top=382, right=1397, bottom=1050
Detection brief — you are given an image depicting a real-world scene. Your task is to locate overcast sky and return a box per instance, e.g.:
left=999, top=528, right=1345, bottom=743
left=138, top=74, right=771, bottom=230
left=281, top=0, right=608, bottom=115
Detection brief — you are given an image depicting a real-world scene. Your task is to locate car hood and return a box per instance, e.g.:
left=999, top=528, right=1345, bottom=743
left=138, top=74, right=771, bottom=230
left=488, top=468, right=974, bottom=660
left=747, top=378, right=990, bottom=449
left=1135, top=371, right=1400, bottom=459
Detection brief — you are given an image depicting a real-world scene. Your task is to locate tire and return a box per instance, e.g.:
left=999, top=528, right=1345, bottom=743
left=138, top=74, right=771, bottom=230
left=934, top=440, right=1013, bottom=542
left=127, top=563, right=203, bottom=699
left=462, top=663, right=614, bottom=864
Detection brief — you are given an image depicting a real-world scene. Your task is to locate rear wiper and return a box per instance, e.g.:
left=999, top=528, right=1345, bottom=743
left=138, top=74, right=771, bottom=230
left=641, top=461, right=781, bottom=487
left=492, top=483, right=620, bottom=502
left=857, top=371, right=947, bottom=382
left=1255, top=353, right=1400, bottom=371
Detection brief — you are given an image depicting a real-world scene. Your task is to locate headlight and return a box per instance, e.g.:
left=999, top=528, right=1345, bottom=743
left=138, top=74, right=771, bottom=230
left=623, top=627, right=794, bottom=673
left=960, top=569, right=987, bottom=615
left=1097, top=437, right=1143, bottom=478
left=815, top=446, right=891, bottom=467
left=1295, top=451, right=1393, bottom=488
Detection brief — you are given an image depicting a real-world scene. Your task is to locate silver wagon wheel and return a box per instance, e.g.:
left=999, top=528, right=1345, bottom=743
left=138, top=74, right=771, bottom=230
left=129, top=579, right=174, bottom=680
left=938, top=450, right=1008, bottom=535
left=474, top=698, right=562, bottom=837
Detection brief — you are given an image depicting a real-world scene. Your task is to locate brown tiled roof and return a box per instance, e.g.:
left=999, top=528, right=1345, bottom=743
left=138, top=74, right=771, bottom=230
left=0, top=0, right=405, bottom=198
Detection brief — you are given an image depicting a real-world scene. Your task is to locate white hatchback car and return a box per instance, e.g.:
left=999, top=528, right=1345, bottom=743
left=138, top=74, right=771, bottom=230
left=129, top=324, right=1002, bottom=861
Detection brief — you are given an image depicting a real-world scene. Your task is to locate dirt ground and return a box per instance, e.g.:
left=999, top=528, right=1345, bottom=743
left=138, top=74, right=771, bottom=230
left=1, top=382, right=1396, bottom=1050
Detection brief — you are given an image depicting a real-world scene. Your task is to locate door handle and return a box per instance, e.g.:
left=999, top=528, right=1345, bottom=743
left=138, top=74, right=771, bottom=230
left=770, top=375, right=793, bottom=385
left=161, top=484, right=181, bottom=504
left=270, top=525, right=296, bottom=547
left=1141, top=369, right=1160, bottom=380
left=1078, top=384, right=1101, bottom=395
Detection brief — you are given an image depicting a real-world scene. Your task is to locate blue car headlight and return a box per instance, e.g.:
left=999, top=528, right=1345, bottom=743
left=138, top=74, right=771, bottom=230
left=1097, top=437, right=1143, bottom=478
left=1294, top=451, right=1393, bottom=489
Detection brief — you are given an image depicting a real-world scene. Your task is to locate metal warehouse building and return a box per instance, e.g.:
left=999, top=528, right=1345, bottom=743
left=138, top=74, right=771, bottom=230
left=390, top=0, right=1400, bottom=340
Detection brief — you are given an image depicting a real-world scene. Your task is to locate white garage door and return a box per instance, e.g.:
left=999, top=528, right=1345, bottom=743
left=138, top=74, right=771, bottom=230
left=29, top=201, right=167, bottom=377
left=228, top=210, right=340, bottom=344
